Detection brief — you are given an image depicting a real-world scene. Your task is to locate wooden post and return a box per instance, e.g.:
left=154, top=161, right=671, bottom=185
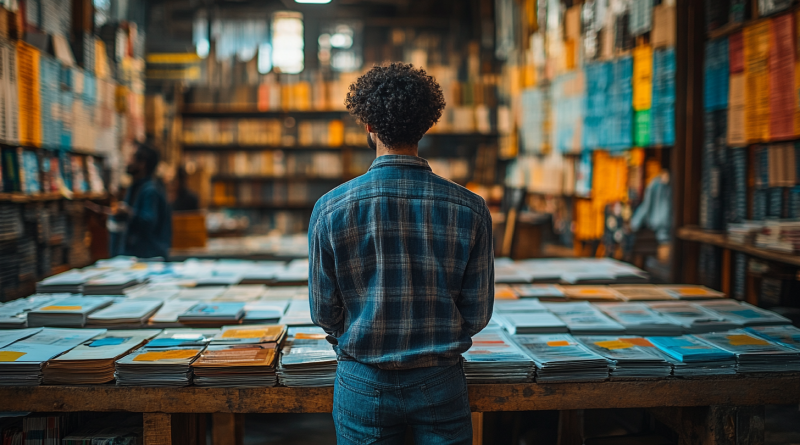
left=557, top=410, right=583, bottom=445
left=471, top=412, right=484, bottom=445
left=143, top=413, right=173, bottom=445
left=721, top=248, right=732, bottom=296
left=212, top=413, right=244, bottom=445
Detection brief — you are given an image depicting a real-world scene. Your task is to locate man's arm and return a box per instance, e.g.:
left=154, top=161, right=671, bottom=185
left=308, top=213, right=345, bottom=336
left=457, top=213, right=495, bottom=337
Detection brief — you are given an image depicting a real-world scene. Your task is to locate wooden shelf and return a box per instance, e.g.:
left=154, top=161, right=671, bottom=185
left=211, top=175, right=343, bottom=182
left=677, top=226, right=800, bottom=267
left=182, top=107, right=349, bottom=118
left=208, top=203, right=315, bottom=211
left=0, top=192, right=108, bottom=203
left=707, top=4, right=800, bottom=40
left=183, top=144, right=369, bottom=152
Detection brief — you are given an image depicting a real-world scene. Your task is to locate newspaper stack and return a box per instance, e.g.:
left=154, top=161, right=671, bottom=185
left=87, top=299, right=163, bottom=328
left=695, top=300, right=792, bottom=326
left=648, top=335, right=736, bottom=376
left=462, top=327, right=535, bottom=383
left=544, top=302, right=626, bottom=335
left=43, top=330, right=161, bottom=384
left=746, top=325, right=800, bottom=351
left=115, top=346, right=205, bottom=387
left=0, top=328, right=106, bottom=386
left=596, top=303, right=684, bottom=335
left=0, top=294, right=63, bottom=328
left=647, top=302, right=738, bottom=333
left=513, top=334, right=610, bottom=382
left=193, top=344, right=279, bottom=387
left=277, top=328, right=337, bottom=387
left=576, top=336, right=672, bottom=379
left=695, top=330, right=800, bottom=373
left=27, top=296, right=115, bottom=328
left=494, top=299, right=548, bottom=313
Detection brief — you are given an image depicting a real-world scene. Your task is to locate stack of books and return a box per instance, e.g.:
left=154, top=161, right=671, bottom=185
left=544, top=302, right=626, bottom=335
left=277, top=328, right=337, bottom=387
left=0, top=327, right=42, bottom=348
left=561, top=286, right=624, bottom=301
left=35, top=269, right=105, bottom=293
left=86, top=299, right=163, bottom=328
left=596, top=303, right=683, bottom=335
left=193, top=344, right=280, bottom=387
left=216, top=285, right=267, bottom=302
left=695, top=330, right=800, bottom=373
left=43, top=330, right=161, bottom=384
left=279, top=300, right=315, bottom=326
left=145, top=329, right=217, bottom=348
left=0, top=294, right=62, bottom=328
left=647, top=301, right=738, bottom=333
left=494, top=312, right=569, bottom=334
left=695, top=300, right=792, bottom=326
left=648, top=335, right=736, bottom=376
left=462, top=327, right=535, bottom=383
left=82, top=272, right=147, bottom=295
left=660, top=285, right=725, bottom=300
left=0, top=328, right=106, bottom=386
left=177, top=302, right=246, bottom=325
left=147, top=300, right=200, bottom=327
left=513, top=284, right=567, bottom=300
left=26, top=296, right=115, bottom=328
left=610, top=285, right=675, bottom=301
left=115, top=346, right=205, bottom=387
left=577, top=336, right=673, bottom=379
left=746, top=325, right=800, bottom=351
left=243, top=299, right=290, bottom=324
left=513, top=334, right=610, bottom=382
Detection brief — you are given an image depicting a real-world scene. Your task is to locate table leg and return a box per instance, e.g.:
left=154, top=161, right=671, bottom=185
left=557, top=410, right=584, bottom=445
left=212, top=413, right=244, bottom=445
left=472, top=412, right=484, bottom=445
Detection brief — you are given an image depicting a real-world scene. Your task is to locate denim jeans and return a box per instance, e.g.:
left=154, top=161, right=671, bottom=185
left=333, top=359, right=473, bottom=444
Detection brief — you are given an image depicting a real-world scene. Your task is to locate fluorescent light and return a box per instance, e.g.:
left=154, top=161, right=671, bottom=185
left=295, top=0, right=331, bottom=3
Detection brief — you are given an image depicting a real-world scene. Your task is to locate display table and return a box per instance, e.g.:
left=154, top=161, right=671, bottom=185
left=3, top=375, right=798, bottom=445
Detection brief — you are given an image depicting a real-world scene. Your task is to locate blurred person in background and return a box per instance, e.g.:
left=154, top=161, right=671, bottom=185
left=171, top=166, right=200, bottom=212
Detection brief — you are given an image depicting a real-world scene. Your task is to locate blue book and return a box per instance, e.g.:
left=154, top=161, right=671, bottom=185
left=647, top=335, right=735, bottom=363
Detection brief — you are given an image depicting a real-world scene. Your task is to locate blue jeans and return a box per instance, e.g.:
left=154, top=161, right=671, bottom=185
left=333, top=359, right=473, bottom=444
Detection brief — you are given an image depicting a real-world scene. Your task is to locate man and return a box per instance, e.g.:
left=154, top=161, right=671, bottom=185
left=309, top=62, right=494, bottom=444
left=171, top=166, right=200, bottom=212
left=110, top=143, right=172, bottom=259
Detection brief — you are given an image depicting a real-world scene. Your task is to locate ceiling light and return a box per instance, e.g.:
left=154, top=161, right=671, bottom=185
left=295, top=0, right=331, bottom=3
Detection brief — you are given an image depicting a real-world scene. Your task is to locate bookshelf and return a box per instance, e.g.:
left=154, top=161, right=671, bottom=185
left=677, top=226, right=800, bottom=268
left=183, top=144, right=370, bottom=153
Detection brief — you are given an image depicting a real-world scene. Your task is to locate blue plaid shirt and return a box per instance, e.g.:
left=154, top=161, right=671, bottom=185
left=309, top=155, right=494, bottom=370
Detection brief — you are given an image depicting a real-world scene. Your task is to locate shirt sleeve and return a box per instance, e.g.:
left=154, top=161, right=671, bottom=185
left=128, top=188, right=160, bottom=236
left=308, top=212, right=345, bottom=336
left=457, top=213, right=495, bottom=337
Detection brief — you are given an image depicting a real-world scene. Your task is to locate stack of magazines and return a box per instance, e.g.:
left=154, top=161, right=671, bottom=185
left=513, top=284, right=566, bottom=300
left=0, top=328, right=42, bottom=348
left=82, top=272, right=147, bottom=295
left=35, top=270, right=105, bottom=293
left=279, top=300, right=315, bottom=326
left=576, top=336, right=672, bottom=379
left=147, top=300, right=199, bottom=327
left=695, top=300, right=792, bottom=326
left=177, top=302, right=246, bottom=325
left=561, top=286, right=624, bottom=301
left=145, top=328, right=217, bottom=348
left=277, top=328, right=337, bottom=387
left=647, top=302, right=738, bottom=333
left=610, top=285, right=675, bottom=302
left=596, top=303, right=683, bottom=335
left=513, top=334, right=609, bottom=382
left=0, top=328, right=106, bottom=386
left=544, top=302, right=626, bottom=335
left=27, top=296, right=115, bottom=328
left=216, top=285, right=267, bottom=302
left=648, top=335, right=736, bottom=376
left=193, top=344, right=279, bottom=387
left=661, top=285, right=725, bottom=300
left=746, top=325, right=800, bottom=351
left=694, top=330, right=800, bottom=373
left=86, top=300, right=163, bottom=328
left=43, top=330, right=161, bottom=384
left=0, top=295, right=63, bottom=328
left=462, top=327, right=535, bottom=383
left=115, top=346, right=205, bottom=387
left=243, top=300, right=290, bottom=324
left=494, top=312, right=568, bottom=334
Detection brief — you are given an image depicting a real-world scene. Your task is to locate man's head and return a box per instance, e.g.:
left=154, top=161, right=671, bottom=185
left=345, top=62, right=446, bottom=150
left=126, top=143, right=159, bottom=179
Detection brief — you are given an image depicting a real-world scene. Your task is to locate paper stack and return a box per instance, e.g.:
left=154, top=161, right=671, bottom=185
left=494, top=262, right=533, bottom=284
left=610, top=285, right=675, bottom=301
left=274, top=260, right=309, bottom=285
left=562, top=286, right=624, bottom=301
left=494, top=312, right=569, bottom=334
left=661, top=285, right=725, bottom=300
left=694, top=330, right=800, bottom=373
left=695, top=300, right=792, bottom=326
left=193, top=344, right=279, bottom=387
left=596, top=303, right=683, bottom=335
left=0, top=328, right=106, bottom=386
left=576, top=336, right=672, bottom=379
left=462, top=327, right=535, bottom=383
left=35, top=269, right=104, bottom=293
left=647, top=301, right=738, bottom=333
left=279, top=300, right=315, bottom=326
left=215, top=285, right=267, bottom=302
left=746, top=325, right=800, bottom=351
left=513, top=284, right=566, bottom=300
left=82, top=272, right=147, bottom=295
left=494, top=299, right=548, bottom=313
left=244, top=300, right=290, bottom=324
left=27, top=296, right=115, bottom=328
left=176, top=287, right=227, bottom=301
left=147, top=300, right=199, bottom=327
left=177, top=302, right=246, bottom=325
left=648, top=335, right=736, bottom=376
left=277, top=329, right=337, bottom=387
left=145, top=328, right=217, bottom=348
left=43, top=330, right=161, bottom=384
left=0, top=328, right=42, bottom=348
left=544, top=302, right=626, bottom=335
left=513, top=334, right=610, bottom=382
left=87, top=299, right=163, bottom=328
left=0, top=294, right=63, bottom=328
left=115, top=346, right=204, bottom=387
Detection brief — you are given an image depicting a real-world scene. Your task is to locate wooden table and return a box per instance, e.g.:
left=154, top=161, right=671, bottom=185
left=2, top=375, right=799, bottom=445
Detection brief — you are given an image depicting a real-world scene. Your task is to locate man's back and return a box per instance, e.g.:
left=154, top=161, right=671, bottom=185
left=309, top=154, right=494, bottom=370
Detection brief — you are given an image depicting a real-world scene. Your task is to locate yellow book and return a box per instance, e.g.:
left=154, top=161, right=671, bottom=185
left=744, top=22, right=770, bottom=143
left=16, top=42, right=41, bottom=147
left=328, top=120, right=344, bottom=147
left=633, top=45, right=653, bottom=111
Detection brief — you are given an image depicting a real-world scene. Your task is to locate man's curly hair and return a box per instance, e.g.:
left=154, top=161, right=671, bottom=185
left=345, top=63, right=446, bottom=149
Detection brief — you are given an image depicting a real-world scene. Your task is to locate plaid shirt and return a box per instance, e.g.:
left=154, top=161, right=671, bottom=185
left=309, top=155, right=494, bottom=370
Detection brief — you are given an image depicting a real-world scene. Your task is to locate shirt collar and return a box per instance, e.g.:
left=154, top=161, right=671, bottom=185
left=368, top=155, right=432, bottom=172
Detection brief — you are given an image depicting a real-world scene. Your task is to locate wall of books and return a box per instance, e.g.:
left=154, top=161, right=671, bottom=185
left=500, top=0, right=676, bottom=263
left=698, top=0, right=800, bottom=304
left=0, top=0, right=144, bottom=301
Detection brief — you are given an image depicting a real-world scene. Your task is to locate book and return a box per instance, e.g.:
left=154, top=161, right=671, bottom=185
left=576, top=336, right=672, bottom=379
left=115, top=346, right=204, bottom=387
left=462, top=327, right=535, bottom=383
left=695, top=300, right=792, bottom=326
left=145, top=328, right=217, bottom=348
left=177, top=302, right=246, bottom=323
left=87, top=299, right=163, bottom=327
left=695, top=329, right=800, bottom=373
left=26, top=296, right=115, bottom=328
left=513, top=334, right=610, bottom=382
left=193, top=344, right=279, bottom=387
left=211, top=324, right=287, bottom=346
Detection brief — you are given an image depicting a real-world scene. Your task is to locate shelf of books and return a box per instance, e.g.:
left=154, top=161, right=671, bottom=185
left=498, top=0, right=676, bottom=267
left=681, top=0, right=800, bottom=303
